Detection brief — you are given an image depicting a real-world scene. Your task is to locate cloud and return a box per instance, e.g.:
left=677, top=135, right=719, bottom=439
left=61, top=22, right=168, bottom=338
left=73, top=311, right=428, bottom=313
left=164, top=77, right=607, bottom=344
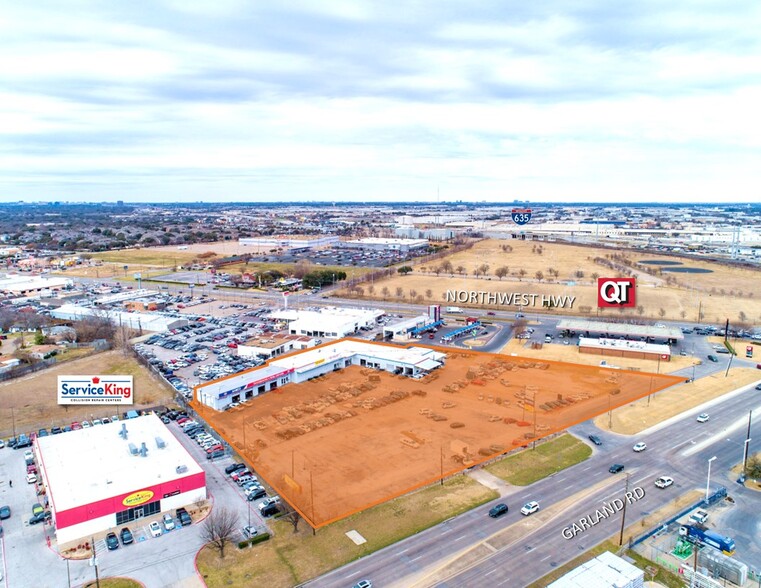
left=0, top=1, right=760, bottom=202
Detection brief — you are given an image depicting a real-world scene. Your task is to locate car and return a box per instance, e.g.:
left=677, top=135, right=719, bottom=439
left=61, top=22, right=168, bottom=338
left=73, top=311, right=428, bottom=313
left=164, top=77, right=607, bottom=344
left=520, top=501, right=540, bottom=516
left=81, top=421, right=91, bottom=428
left=26, top=473, right=37, bottom=484
left=71, top=422, right=82, bottom=430
left=149, top=521, right=162, bottom=538
left=101, top=417, right=111, bottom=424
left=162, top=513, right=175, bottom=531
left=655, top=476, right=674, bottom=488
left=609, top=463, right=625, bottom=474
left=105, top=532, right=119, bottom=550
left=690, top=509, right=709, bottom=524
left=258, top=496, right=280, bottom=511
left=756, top=384, right=761, bottom=391
left=707, top=354, right=718, bottom=363
left=38, top=428, right=49, bottom=437
left=207, top=450, right=226, bottom=460
left=28, top=511, right=50, bottom=525
left=120, top=527, right=134, bottom=545
left=176, top=507, right=192, bottom=526
left=0, top=506, right=10, bottom=520
left=50, top=427, right=62, bottom=435
left=242, top=525, right=258, bottom=538
left=23, top=449, right=34, bottom=461
left=488, top=503, right=509, bottom=518
left=225, top=463, right=246, bottom=475
left=0, top=439, right=4, bottom=448
left=697, top=413, right=710, bottom=423
left=588, top=434, right=602, bottom=446
left=247, top=487, right=267, bottom=501
left=352, top=581, right=373, bottom=588
left=633, top=442, right=647, bottom=452
left=32, top=503, right=44, bottom=516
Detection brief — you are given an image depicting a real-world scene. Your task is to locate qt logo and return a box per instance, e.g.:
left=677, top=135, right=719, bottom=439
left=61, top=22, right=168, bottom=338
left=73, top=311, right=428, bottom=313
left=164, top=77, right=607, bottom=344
left=598, top=278, right=636, bottom=308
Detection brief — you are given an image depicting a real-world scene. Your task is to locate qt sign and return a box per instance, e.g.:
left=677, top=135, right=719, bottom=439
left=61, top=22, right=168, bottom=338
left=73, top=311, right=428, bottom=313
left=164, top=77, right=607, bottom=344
left=58, top=375, right=134, bottom=405
left=597, top=278, right=636, bottom=308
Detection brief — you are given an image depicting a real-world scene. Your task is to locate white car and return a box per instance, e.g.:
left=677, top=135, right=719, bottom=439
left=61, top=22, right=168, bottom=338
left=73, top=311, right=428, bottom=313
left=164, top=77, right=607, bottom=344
left=162, top=513, right=175, bottom=531
left=24, top=450, right=34, bottom=461
left=696, top=413, right=709, bottom=423
left=633, top=442, right=647, bottom=452
left=655, top=476, right=674, bottom=488
left=149, top=521, right=162, bottom=538
left=520, top=501, right=540, bottom=516
left=26, top=473, right=38, bottom=484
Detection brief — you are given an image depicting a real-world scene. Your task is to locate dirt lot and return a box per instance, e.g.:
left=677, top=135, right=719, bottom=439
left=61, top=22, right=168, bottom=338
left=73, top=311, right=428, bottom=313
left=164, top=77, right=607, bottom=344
left=594, top=367, right=761, bottom=435
left=500, top=339, right=695, bottom=373
left=193, top=348, right=682, bottom=528
left=0, top=351, right=176, bottom=437
left=347, top=239, right=761, bottom=323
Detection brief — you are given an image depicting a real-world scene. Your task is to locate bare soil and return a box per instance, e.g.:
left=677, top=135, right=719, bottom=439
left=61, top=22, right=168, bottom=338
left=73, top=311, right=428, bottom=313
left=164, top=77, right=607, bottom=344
left=193, top=346, right=682, bottom=528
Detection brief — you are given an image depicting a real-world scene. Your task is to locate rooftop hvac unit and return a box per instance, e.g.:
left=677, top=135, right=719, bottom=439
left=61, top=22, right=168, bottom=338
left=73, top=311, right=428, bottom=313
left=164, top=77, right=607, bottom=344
left=176, top=465, right=188, bottom=474
left=155, top=436, right=166, bottom=449
left=128, top=443, right=138, bottom=456
left=140, top=442, right=148, bottom=457
left=119, top=424, right=128, bottom=440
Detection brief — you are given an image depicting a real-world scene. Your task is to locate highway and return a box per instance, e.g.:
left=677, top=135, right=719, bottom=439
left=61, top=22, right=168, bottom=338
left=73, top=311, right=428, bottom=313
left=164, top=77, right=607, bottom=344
left=306, top=378, right=761, bottom=588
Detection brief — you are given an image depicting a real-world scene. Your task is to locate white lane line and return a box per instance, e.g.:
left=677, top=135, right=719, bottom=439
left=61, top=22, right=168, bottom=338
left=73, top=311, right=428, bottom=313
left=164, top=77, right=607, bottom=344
left=541, top=553, right=553, bottom=562
left=454, top=534, right=469, bottom=541
left=485, top=569, right=499, bottom=577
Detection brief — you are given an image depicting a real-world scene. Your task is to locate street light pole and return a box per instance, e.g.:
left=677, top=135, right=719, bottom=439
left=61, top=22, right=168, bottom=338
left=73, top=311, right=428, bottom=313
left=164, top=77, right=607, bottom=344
left=618, top=473, right=630, bottom=546
left=744, top=410, right=753, bottom=473
left=705, top=456, right=717, bottom=501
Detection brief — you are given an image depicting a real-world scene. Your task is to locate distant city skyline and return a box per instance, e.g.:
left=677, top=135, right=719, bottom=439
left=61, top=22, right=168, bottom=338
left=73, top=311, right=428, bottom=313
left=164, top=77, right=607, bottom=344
left=1, top=1, right=760, bottom=203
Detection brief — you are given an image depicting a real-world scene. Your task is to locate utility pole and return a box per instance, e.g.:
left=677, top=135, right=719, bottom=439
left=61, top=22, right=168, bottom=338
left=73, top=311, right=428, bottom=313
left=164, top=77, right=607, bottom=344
left=743, top=410, right=753, bottom=473
left=618, top=474, right=630, bottom=546
left=91, top=535, right=101, bottom=588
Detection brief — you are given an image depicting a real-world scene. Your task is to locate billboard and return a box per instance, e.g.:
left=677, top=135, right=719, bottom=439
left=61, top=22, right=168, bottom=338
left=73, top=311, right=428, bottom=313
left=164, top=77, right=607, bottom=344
left=597, top=278, right=636, bottom=308
left=57, top=375, right=134, bottom=405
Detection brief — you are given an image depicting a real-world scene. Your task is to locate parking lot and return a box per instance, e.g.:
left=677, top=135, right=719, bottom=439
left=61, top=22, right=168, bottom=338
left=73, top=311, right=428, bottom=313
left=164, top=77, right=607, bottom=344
left=0, top=412, right=270, bottom=587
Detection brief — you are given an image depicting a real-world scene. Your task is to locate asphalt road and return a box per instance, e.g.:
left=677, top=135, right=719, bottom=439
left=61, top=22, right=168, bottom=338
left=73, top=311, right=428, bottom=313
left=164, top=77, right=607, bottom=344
left=305, top=377, right=761, bottom=588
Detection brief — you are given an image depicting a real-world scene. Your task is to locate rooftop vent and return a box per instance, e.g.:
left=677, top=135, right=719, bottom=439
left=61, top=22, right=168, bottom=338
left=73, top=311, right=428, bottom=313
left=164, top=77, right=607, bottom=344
left=140, top=442, right=148, bottom=457
left=119, top=424, right=128, bottom=440
left=155, top=436, right=166, bottom=449
left=176, top=465, right=188, bottom=474
left=128, top=443, right=138, bottom=456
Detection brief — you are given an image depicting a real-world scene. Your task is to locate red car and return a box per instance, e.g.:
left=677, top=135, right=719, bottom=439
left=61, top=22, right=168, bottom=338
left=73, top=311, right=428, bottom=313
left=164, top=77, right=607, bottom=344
left=71, top=422, right=82, bottom=430
left=176, top=417, right=191, bottom=425
left=227, top=343, right=238, bottom=348
left=205, top=444, right=223, bottom=454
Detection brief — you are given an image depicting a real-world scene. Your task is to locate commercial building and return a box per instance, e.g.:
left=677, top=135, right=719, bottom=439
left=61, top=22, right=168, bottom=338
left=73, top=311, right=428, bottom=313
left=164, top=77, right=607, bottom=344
left=0, top=274, right=73, bottom=296
left=237, top=333, right=317, bottom=360
left=339, top=237, right=429, bottom=252
left=384, top=305, right=444, bottom=341
left=35, top=414, right=206, bottom=545
left=195, top=339, right=446, bottom=411
left=268, top=307, right=384, bottom=339
left=238, top=235, right=339, bottom=251
left=557, top=319, right=683, bottom=343
left=50, top=304, right=188, bottom=332
left=578, top=337, right=671, bottom=362
left=547, top=551, right=643, bottom=588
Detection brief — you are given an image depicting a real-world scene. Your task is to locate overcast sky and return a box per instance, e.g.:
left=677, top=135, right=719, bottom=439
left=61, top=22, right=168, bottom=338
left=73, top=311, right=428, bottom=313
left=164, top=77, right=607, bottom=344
left=1, top=1, right=760, bottom=203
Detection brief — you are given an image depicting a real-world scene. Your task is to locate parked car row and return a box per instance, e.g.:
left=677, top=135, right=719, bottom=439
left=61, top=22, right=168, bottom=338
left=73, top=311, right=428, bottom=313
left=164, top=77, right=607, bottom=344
left=179, top=418, right=227, bottom=460
left=225, top=463, right=278, bottom=514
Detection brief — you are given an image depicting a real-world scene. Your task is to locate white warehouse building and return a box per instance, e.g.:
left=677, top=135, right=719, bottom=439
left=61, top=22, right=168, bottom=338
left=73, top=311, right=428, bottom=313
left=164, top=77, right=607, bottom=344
left=195, top=339, right=446, bottom=411
left=35, top=415, right=207, bottom=546
left=339, top=237, right=429, bottom=252
left=268, top=307, right=384, bottom=339
left=50, top=304, right=189, bottom=332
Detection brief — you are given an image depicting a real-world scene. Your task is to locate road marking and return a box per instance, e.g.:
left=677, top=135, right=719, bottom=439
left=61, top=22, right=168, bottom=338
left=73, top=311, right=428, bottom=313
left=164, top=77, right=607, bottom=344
left=581, top=465, right=592, bottom=472
left=485, top=569, right=499, bottom=577
left=454, top=534, right=469, bottom=541
left=411, top=554, right=425, bottom=562
left=540, top=553, right=553, bottom=562
left=555, top=476, right=566, bottom=483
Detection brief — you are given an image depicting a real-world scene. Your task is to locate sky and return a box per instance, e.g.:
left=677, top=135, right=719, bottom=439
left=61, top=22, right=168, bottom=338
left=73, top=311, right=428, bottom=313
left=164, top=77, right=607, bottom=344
left=1, top=1, right=760, bottom=204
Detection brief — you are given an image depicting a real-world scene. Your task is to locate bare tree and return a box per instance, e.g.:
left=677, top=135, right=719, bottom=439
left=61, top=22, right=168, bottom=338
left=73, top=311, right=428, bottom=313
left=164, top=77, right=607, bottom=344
left=518, top=269, right=527, bottom=281
left=658, top=308, right=666, bottom=318
left=201, top=507, right=238, bottom=559
left=381, top=286, right=390, bottom=299
left=425, top=288, right=433, bottom=299
left=495, top=266, right=509, bottom=280
left=478, top=263, right=490, bottom=277
left=456, top=265, right=466, bottom=276
left=283, top=509, right=301, bottom=534
left=395, top=286, right=404, bottom=298
left=535, top=271, right=544, bottom=282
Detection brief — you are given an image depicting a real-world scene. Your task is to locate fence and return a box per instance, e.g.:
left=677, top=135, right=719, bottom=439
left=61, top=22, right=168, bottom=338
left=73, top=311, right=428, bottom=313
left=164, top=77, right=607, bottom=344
left=0, top=358, right=57, bottom=382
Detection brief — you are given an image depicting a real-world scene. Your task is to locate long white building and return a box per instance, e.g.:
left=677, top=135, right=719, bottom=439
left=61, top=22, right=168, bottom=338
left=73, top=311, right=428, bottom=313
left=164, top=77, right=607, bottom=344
left=195, top=339, right=446, bottom=411
left=269, top=307, right=384, bottom=339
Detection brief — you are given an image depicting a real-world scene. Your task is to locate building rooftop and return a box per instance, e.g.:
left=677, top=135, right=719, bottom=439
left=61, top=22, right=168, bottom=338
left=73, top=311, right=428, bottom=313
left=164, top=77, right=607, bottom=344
left=557, top=318, right=683, bottom=340
left=547, top=551, right=643, bottom=588
left=243, top=333, right=314, bottom=349
left=579, top=336, right=671, bottom=355
left=36, top=414, right=203, bottom=512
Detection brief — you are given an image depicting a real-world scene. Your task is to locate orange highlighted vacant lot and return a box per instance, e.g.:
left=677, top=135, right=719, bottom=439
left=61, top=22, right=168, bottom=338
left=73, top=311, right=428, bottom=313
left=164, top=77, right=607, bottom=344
left=193, top=346, right=683, bottom=528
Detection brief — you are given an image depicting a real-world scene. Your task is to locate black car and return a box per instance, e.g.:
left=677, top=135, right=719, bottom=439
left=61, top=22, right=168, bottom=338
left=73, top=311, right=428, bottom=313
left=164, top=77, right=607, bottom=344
left=120, top=527, right=134, bottom=545
left=488, top=503, right=509, bottom=518
left=51, top=427, right=63, bottom=435
left=176, top=507, right=192, bottom=526
left=609, top=464, right=625, bottom=474
left=261, top=504, right=279, bottom=517
left=105, top=532, right=119, bottom=550
left=29, top=511, right=51, bottom=525
left=247, top=487, right=267, bottom=501
left=588, top=435, right=602, bottom=446
left=225, top=463, right=246, bottom=475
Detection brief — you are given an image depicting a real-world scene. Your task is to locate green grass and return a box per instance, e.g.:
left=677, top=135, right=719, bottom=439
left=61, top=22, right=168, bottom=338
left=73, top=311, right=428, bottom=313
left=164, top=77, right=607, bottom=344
left=625, top=549, right=687, bottom=587
left=484, top=434, right=592, bottom=485
left=92, top=249, right=198, bottom=266
left=197, top=475, right=498, bottom=588
left=222, top=260, right=373, bottom=280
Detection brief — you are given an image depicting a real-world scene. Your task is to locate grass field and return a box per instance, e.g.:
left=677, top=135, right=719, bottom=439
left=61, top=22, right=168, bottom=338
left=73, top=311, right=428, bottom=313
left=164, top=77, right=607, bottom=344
left=345, top=238, right=761, bottom=324
left=595, top=367, right=761, bottom=435
left=196, top=475, right=497, bottom=588
left=484, top=434, right=592, bottom=485
left=221, top=260, right=374, bottom=280
left=0, top=351, right=176, bottom=437
left=92, top=249, right=199, bottom=267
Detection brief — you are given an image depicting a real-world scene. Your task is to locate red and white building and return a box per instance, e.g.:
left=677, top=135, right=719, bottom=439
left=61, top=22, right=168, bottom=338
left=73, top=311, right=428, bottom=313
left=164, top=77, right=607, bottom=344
left=35, top=414, right=206, bottom=545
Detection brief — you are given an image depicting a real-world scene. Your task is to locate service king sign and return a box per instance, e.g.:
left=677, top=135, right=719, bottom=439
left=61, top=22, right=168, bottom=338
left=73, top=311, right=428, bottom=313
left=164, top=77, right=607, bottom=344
left=57, top=375, right=134, bottom=405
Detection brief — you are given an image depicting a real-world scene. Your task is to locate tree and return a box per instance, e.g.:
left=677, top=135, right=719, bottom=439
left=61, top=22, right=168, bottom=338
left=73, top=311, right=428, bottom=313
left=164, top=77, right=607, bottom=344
left=746, top=454, right=761, bottom=479
left=658, top=308, right=666, bottom=318
left=397, top=266, right=413, bottom=275
left=535, top=271, right=544, bottom=282
left=283, top=509, right=301, bottom=533
left=637, top=305, right=645, bottom=316
left=409, top=289, right=417, bottom=299
left=518, top=269, right=526, bottom=281
left=739, top=310, right=747, bottom=323
left=201, top=507, right=238, bottom=559
left=395, top=286, right=404, bottom=298
left=478, top=263, right=490, bottom=277
left=381, top=286, right=390, bottom=299
left=456, top=265, right=466, bottom=276
left=367, top=285, right=375, bottom=295
left=34, top=330, right=45, bottom=346
left=441, top=260, right=454, bottom=275
left=591, top=272, right=599, bottom=281
left=680, top=310, right=687, bottom=320
left=425, top=289, right=433, bottom=299
left=495, top=266, right=509, bottom=280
